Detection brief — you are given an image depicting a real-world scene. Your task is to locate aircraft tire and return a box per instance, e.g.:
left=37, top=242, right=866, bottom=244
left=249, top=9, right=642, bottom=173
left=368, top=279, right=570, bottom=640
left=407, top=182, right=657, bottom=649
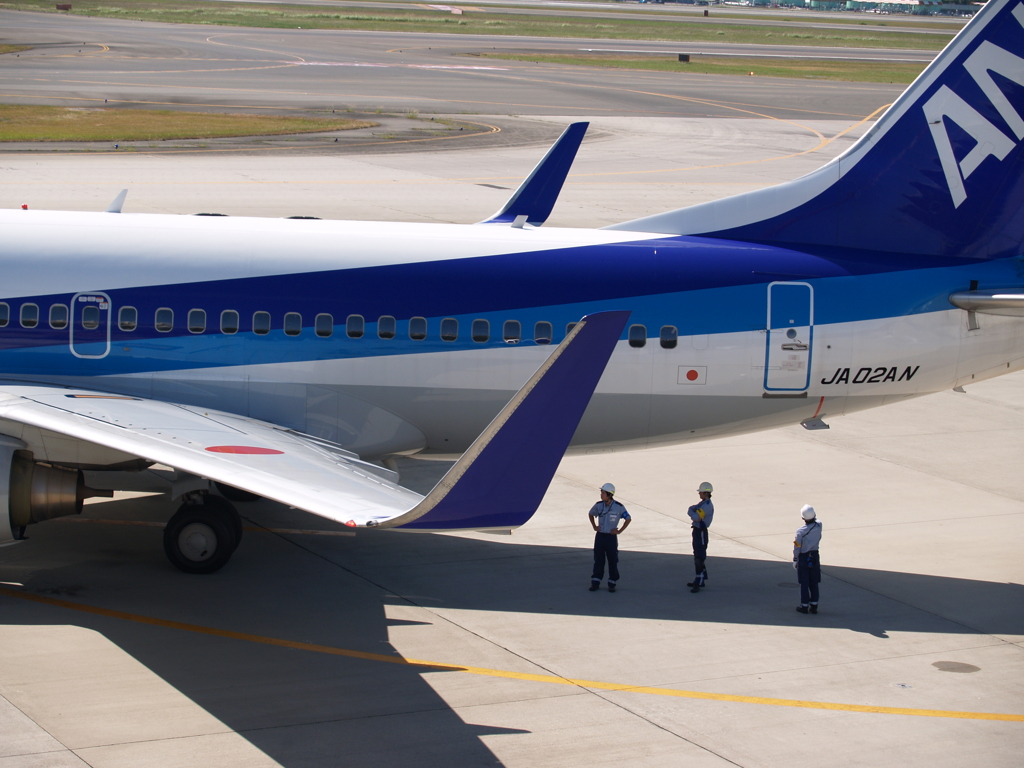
left=163, top=503, right=236, bottom=574
left=215, top=482, right=261, bottom=503
left=201, top=494, right=243, bottom=552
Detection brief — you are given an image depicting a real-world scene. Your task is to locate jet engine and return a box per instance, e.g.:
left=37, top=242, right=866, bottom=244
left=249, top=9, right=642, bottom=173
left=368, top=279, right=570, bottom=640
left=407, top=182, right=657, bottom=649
left=0, top=436, right=112, bottom=545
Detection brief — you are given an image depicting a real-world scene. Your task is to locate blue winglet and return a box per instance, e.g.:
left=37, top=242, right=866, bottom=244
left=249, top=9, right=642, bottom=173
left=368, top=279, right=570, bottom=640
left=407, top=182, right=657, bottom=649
left=381, top=310, right=629, bottom=531
left=478, top=122, right=589, bottom=227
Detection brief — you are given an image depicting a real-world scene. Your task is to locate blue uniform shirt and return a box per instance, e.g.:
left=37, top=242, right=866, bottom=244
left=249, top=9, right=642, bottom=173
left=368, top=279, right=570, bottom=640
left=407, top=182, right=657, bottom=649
left=589, top=500, right=630, bottom=533
left=794, top=520, right=822, bottom=556
left=688, top=499, right=714, bottom=528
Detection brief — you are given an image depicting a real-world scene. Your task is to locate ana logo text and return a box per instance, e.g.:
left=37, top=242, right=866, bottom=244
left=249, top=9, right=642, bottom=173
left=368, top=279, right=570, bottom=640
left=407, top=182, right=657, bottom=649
left=924, top=3, right=1024, bottom=207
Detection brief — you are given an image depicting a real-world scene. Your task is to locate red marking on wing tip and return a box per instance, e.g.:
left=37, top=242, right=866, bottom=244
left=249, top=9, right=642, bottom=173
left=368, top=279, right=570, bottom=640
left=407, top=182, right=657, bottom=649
left=686, top=369, right=699, bottom=381
left=344, top=520, right=357, bottom=527
left=205, top=445, right=284, bottom=455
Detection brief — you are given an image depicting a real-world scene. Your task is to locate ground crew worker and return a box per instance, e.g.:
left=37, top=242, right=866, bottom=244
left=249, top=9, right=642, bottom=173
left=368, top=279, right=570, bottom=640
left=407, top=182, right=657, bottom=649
left=687, top=482, right=714, bottom=593
left=793, top=504, right=822, bottom=614
left=588, top=483, right=631, bottom=592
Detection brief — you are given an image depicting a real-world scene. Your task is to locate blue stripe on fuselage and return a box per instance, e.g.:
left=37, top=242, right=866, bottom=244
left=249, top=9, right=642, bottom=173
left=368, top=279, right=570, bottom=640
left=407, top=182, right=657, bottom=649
left=0, top=236, right=1015, bottom=377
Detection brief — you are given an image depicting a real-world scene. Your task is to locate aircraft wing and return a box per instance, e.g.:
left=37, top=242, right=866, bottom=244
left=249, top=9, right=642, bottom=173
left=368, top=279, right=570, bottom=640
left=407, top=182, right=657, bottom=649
left=0, top=387, right=422, bottom=527
left=0, top=310, right=629, bottom=531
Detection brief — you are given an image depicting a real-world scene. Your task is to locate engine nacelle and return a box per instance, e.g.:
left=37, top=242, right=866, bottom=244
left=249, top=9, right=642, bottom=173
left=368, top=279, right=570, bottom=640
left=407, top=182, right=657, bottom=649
left=0, top=435, right=112, bottom=545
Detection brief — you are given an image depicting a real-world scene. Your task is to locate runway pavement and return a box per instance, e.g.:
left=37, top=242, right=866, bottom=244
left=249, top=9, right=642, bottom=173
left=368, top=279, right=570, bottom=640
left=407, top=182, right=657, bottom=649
left=0, top=9, right=910, bottom=124
left=1, top=11, right=1022, bottom=768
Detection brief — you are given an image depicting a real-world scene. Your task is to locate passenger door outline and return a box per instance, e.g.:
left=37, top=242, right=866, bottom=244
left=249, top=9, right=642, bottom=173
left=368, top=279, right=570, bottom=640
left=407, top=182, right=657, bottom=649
left=69, top=292, right=111, bottom=359
left=764, top=282, right=813, bottom=392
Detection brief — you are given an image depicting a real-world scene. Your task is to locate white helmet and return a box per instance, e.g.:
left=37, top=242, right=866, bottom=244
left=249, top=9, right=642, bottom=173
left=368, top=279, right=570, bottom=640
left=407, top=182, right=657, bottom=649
left=600, top=483, right=616, bottom=495
left=801, top=504, right=816, bottom=520
left=698, top=482, right=713, bottom=494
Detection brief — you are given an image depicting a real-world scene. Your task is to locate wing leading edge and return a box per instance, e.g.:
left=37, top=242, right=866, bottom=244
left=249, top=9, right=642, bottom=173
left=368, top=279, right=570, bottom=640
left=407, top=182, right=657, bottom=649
left=0, top=310, right=628, bottom=532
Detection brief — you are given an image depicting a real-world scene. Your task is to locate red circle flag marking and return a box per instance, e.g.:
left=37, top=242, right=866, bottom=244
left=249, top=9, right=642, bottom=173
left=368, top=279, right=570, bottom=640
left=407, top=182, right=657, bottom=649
left=206, top=445, right=284, bottom=455
left=686, top=369, right=699, bottom=381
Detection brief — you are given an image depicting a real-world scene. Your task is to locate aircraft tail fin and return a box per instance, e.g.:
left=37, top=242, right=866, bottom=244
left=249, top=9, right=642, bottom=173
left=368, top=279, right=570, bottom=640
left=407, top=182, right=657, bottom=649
left=608, top=0, right=1024, bottom=262
left=478, top=122, right=588, bottom=227
left=380, top=310, right=629, bottom=531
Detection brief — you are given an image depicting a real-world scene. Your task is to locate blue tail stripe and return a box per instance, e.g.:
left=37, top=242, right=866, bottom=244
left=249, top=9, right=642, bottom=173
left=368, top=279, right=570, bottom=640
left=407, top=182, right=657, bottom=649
left=610, top=0, right=1024, bottom=263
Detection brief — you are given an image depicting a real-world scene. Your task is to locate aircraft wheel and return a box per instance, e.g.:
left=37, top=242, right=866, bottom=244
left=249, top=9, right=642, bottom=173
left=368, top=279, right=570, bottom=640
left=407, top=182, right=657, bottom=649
left=163, top=503, right=236, bottom=574
left=201, top=494, right=243, bottom=552
left=215, top=481, right=261, bottom=503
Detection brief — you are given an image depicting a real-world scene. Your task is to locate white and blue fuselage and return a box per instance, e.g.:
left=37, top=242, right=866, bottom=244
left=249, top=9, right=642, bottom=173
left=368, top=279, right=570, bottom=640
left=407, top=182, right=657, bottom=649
left=1, top=210, right=1020, bottom=463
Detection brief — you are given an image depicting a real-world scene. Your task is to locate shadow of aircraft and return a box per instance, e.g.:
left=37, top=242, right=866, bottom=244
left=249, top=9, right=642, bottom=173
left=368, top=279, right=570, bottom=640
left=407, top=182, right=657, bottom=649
left=2, top=488, right=1021, bottom=766
left=284, top=509, right=1024, bottom=642
left=0, top=492, right=524, bottom=767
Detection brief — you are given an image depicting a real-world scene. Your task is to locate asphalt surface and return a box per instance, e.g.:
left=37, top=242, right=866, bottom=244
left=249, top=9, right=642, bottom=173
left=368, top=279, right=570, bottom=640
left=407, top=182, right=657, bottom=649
left=1, top=9, right=911, bottom=132
left=198, top=0, right=966, bottom=36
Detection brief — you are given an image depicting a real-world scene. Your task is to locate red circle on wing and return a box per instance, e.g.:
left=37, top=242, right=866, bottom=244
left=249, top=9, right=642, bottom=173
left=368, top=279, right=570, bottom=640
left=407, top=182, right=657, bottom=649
left=205, top=445, right=284, bottom=455
left=686, top=369, right=699, bottom=381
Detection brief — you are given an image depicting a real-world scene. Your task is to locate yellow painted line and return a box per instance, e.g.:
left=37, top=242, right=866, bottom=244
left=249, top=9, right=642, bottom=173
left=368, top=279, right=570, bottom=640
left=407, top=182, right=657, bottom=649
left=0, top=585, right=1020, bottom=722
left=55, top=517, right=356, bottom=537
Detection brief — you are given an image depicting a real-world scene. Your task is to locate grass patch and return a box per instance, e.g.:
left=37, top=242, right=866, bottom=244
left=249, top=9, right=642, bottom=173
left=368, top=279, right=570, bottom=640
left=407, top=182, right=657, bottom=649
left=0, top=44, right=32, bottom=54
left=0, top=0, right=953, bottom=50
left=470, top=52, right=927, bottom=84
left=0, top=105, right=376, bottom=141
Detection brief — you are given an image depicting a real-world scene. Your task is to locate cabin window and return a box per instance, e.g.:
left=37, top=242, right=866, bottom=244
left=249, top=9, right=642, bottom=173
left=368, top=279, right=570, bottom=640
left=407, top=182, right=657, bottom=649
left=315, top=313, right=333, bottom=338
left=155, top=308, right=173, bottom=332
left=0, top=303, right=9, bottom=328
left=253, top=311, right=271, bottom=335
left=503, top=320, right=521, bottom=343
left=220, top=310, right=239, bottom=335
left=346, top=314, right=364, bottom=339
left=566, top=322, right=577, bottom=337
left=119, top=306, right=138, bottom=332
left=81, top=305, right=100, bottom=330
left=660, top=325, right=678, bottom=349
left=471, top=319, right=489, bottom=343
left=534, top=321, right=552, bottom=345
left=409, top=316, right=427, bottom=341
left=440, top=318, right=458, bottom=342
left=378, top=315, right=396, bottom=340
left=20, top=303, right=38, bottom=329
left=49, top=304, right=68, bottom=330
left=284, top=312, right=302, bottom=337
left=188, top=309, right=206, bottom=334
left=628, top=324, right=647, bottom=348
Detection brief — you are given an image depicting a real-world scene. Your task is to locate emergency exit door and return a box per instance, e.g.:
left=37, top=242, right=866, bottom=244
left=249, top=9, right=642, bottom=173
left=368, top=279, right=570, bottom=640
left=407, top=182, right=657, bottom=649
left=764, top=282, right=813, bottom=392
left=70, top=292, right=111, bottom=359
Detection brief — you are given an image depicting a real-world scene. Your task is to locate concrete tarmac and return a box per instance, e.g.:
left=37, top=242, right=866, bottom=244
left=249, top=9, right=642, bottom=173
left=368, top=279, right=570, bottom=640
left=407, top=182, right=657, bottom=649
left=1, top=113, right=1022, bottom=767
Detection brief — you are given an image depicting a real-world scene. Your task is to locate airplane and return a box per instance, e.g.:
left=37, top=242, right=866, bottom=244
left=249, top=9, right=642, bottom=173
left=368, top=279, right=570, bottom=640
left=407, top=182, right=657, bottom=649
left=2, top=0, right=1023, bottom=574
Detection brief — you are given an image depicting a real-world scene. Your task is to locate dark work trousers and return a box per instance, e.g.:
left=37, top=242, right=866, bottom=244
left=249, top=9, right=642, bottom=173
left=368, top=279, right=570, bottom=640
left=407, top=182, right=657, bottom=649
left=797, top=551, right=821, bottom=605
left=692, top=524, right=709, bottom=586
left=592, top=532, right=620, bottom=583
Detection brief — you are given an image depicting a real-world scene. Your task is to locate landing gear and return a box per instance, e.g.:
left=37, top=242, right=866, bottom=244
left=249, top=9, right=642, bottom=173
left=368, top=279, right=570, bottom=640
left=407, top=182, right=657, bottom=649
left=214, top=481, right=261, bottom=504
left=163, top=494, right=243, bottom=574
